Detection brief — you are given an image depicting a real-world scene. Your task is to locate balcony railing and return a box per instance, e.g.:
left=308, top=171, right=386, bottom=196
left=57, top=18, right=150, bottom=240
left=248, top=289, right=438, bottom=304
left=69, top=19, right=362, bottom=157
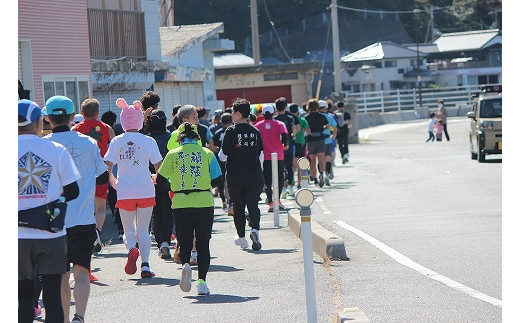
left=88, top=9, right=146, bottom=60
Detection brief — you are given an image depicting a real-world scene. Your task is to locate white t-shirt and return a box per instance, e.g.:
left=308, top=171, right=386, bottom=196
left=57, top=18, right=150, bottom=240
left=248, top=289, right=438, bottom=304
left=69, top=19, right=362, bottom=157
left=104, top=132, right=162, bottom=200
left=43, top=130, right=108, bottom=228
left=18, top=134, right=81, bottom=239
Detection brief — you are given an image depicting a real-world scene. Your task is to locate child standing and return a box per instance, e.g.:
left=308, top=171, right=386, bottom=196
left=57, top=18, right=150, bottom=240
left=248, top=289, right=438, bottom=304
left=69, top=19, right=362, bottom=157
left=433, top=119, right=444, bottom=141
left=426, top=112, right=436, bottom=142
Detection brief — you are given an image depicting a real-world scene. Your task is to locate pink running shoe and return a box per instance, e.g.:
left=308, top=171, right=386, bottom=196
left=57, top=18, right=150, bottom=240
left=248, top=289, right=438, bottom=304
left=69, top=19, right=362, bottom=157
left=124, top=248, right=140, bottom=275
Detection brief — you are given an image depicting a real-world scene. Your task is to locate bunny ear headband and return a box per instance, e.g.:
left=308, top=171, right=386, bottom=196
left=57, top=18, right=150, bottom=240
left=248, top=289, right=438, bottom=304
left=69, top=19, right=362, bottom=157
left=116, top=98, right=144, bottom=131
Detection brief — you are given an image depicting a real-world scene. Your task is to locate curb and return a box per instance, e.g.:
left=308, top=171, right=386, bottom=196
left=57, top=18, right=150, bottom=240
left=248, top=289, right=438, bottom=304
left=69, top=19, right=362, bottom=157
left=288, top=210, right=349, bottom=261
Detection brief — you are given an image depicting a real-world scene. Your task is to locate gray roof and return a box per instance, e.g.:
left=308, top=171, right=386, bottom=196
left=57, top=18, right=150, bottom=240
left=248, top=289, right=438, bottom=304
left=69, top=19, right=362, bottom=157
left=213, top=53, right=255, bottom=68
left=341, top=41, right=426, bottom=62
left=160, top=23, right=224, bottom=57
left=403, top=43, right=440, bottom=54
left=433, top=29, right=501, bottom=52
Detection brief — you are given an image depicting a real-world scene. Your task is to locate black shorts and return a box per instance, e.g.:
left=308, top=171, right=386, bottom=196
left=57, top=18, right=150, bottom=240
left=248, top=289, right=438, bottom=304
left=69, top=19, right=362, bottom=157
left=18, top=235, right=67, bottom=280
left=66, top=224, right=97, bottom=271
left=294, top=143, right=306, bottom=158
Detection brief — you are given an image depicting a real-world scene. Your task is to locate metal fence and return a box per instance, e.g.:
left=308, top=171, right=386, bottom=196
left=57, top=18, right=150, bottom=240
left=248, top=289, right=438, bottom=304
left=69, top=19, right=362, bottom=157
left=346, top=85, right=489, bottom=113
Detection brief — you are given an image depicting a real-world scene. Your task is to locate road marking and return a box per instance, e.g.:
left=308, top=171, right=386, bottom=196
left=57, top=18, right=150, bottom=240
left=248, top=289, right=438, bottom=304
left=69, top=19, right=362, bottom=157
left=333, top=220, right=502, bottom=308
left=315, top=197, right=332, bottom=214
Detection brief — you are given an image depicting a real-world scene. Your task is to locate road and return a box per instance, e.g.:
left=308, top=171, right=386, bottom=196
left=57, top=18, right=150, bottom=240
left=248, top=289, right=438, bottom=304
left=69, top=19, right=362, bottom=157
left=309, top=117, right=503, bottom=322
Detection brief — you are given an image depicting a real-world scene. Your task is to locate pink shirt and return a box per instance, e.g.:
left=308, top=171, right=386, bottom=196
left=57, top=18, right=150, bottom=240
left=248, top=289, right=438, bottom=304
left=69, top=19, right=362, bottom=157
left=254, top=119, right=288, bottom=160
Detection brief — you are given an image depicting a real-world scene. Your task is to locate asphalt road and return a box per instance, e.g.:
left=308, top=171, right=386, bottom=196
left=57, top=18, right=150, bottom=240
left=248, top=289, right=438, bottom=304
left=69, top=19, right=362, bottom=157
left=309, top=117, right=503, bottom=322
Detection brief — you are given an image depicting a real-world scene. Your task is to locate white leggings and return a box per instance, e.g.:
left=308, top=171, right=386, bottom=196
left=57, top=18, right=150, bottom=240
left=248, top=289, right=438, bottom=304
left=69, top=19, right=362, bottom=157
left=119, top=206, right=153, bottom=264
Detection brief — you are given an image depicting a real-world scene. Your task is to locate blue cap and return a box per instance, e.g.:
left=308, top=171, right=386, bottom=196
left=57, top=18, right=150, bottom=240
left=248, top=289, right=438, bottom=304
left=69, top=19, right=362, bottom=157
left=18, top=99, right=47, bottom=126
left=45, top=96, right=75, bottom=115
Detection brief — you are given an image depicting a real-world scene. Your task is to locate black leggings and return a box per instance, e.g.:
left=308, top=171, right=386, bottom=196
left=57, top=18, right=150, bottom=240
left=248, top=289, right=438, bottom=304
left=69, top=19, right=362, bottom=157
left=19, top=274, right=63, bottom=323
left=173, top=207, right=214, bottom=281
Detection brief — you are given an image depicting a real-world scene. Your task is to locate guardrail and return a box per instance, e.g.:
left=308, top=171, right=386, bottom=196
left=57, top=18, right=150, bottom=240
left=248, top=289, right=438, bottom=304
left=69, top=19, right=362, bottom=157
left=345, top=85, right=489, bottom=113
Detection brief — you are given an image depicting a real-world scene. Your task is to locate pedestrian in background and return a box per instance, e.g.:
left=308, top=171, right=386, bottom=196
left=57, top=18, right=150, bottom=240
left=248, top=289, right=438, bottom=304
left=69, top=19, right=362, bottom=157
left=254, top=104, right=289, bottom=212
left=433, top=119, right=444, bottom=141
left=101, top=110, right=124, bottom=239
left=74, top=98, right=115, bottom=253
left=104, top=98, right=163, bottom=279
left=318, top=100, right=337, bottom=186
left=289, top=103, right=309, bottom=189
left=425, top=112, right=436, bottom=142
left=144, top=109, right=175, bottom=260
left=18, top=99, right=80, bottom=323
left=436, top=99, right=450, bottom=141
left=304, top=99, right=329, bottom=187
left=274, top=97, right=298, bottom=198
left=221, top=99, right=264, bottom=251
left=156, top=122, right=223, bottom=295
left=334, top=101, right=352, bottom=163
left=43, top=96, right=108, bottom=323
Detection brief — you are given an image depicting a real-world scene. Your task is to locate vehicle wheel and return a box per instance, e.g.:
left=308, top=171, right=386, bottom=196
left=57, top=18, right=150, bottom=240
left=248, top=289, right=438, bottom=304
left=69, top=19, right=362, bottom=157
left=477, top=141, right=485, bottom=162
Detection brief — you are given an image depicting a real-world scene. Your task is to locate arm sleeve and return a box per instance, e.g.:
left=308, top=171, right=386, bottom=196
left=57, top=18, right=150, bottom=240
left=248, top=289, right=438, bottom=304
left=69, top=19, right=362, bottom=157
left=62, top=181, right=79, bottom=202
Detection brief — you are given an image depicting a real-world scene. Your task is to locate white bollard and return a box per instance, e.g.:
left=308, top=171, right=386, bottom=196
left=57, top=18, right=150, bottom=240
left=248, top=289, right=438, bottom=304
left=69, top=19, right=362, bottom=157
left=296, top=157, right=317, bottom=323
left=271, top=152, right=279, bottom=227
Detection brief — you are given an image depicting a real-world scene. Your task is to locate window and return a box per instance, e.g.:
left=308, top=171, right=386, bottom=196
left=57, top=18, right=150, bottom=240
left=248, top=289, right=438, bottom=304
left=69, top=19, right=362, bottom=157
left=374, top=62, right=382, bottom=68
left=478, top=75, right=499, bottom=85
left=384, top=61, right=397, bottom=68
left=42, top=76, right=90, bottom=112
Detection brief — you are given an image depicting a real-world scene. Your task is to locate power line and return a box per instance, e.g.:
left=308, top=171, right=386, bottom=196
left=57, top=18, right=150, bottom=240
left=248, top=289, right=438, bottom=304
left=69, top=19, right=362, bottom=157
left=261, top=0, right=293, bottom=63
left=335, top=0, right=478, bottom=15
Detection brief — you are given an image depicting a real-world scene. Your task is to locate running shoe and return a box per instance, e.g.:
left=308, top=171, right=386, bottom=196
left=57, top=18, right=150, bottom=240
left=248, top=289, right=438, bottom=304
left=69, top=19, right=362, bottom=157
left=159, top=242, right=171, bottom=259
left=140, top=264, right=156, bottom=278
left=71, top=314, right=85, bottom=323
left=267, top=202, right=274, bottom=212
left=250, top=229, right=262, bottom=250
left=280, top=188, right=287, bottom=199
left=173, top=246, right=180, bottom=264
left=190, top=251, right=198, bottom=266
left=180, top=263, right=192, bottom=292
left=124, top=247, right=140, bottom=275
left=329, top=168, right=334, bottom=180
left=234, top=235, right=249, bottom=249
left=228, top=203, right=234, bottom=216
left=278, top=201, right=288, bottom=211
left=324, top=175, right=330, bottom=186
left=287, top=186, right=295, bottom=196
left=89, top=272, right=98, bottom=282
left=196, top=279, right=210, bottom=295
left=319, top=174, right=324, bottom=188
left=118, top=230, right=124, bottom=240
left=34, top=305, right=42, bottom=318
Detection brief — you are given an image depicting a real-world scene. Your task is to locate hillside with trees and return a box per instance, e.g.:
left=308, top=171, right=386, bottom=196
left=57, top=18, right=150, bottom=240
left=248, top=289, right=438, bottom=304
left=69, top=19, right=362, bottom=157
left=174, top=0, right=502, bottom=54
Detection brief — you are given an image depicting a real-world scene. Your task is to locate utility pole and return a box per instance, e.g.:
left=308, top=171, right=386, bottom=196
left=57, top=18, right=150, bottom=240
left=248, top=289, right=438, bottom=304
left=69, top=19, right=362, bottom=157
left=331, top=0, right=342, bottom=94
left=250, top=0, right=260, bottom=66
left=413, top=9, right=422, bottom=107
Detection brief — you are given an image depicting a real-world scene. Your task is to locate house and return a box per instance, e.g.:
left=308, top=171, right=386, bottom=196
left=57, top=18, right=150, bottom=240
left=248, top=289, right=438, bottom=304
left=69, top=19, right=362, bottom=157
left=18, top=0, right=93, bottom=110
left=340, top=41, right=431, bottom=92
left=155, top=23, right=235, bottom=113
left=214, top=53, right=319, bottom=107
left=408, top=29, right=502, bottom=87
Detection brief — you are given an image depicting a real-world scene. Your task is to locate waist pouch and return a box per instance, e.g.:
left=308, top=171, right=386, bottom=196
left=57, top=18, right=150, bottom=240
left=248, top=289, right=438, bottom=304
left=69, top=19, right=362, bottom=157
left=310, top=132, right=325, bottom=138
left=18, top=199, right=67, bottom=233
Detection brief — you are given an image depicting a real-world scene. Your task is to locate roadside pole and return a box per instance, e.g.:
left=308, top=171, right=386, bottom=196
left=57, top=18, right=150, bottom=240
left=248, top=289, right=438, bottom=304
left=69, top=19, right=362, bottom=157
left=296, top=157, right=317, bottom=323
left=271, top=152, right=280, bottom=226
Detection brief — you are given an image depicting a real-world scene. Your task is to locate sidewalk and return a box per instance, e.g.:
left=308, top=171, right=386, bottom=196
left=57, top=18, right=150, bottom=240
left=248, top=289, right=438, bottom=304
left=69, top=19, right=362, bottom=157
left=65, top=195, right=340, bottom=323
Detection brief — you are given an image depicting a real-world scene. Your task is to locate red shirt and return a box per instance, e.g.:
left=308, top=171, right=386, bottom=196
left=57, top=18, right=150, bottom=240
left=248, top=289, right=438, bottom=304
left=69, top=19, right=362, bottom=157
left=75, top=119, right=111, bottom=157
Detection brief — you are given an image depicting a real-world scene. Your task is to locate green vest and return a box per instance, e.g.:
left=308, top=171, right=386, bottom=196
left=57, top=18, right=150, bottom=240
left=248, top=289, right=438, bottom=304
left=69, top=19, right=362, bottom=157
left=167, top=129, right=203, bottom=151
left=159, top=143, right=214, bottom=209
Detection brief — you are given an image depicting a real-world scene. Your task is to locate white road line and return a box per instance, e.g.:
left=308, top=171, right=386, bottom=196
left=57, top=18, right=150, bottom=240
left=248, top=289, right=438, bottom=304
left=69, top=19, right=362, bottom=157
left=315, top=197, right=332, bottom=214
left=334, top=220, right=502, bottom=308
